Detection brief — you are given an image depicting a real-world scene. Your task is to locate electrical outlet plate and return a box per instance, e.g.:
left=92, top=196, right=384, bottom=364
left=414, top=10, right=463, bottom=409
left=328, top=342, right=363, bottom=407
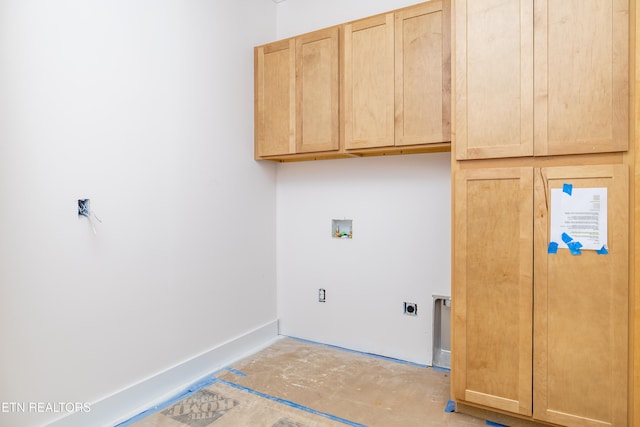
left=404, top=302, right=417, bottom=316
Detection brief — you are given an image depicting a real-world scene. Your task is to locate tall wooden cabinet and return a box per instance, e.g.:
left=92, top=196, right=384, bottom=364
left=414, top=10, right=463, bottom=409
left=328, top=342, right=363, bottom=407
left=455, top=0, right=628, bottom=160
left=533, top=165, right=629, bottom=426
left=452, top=0, right=631, bottom=426
left=454, top=0, right=534, bottom=159
left=532, top=0, right=629, bottom=157
left=453, top=167, right=534, bottom=416
left=454, top=164, right=629, bottom=426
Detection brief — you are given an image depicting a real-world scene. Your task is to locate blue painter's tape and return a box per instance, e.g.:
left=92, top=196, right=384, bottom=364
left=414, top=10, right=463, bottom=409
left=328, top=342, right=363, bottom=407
left=561, top=232, right=573, bottom=244
left=432, top=365, right=451, bottom=374
left=568, top=240, right=583, bottom=255
left=563, top=183, right=573, bottom=195
left=445, top=400, right=455, bottom=413
left=218, top=378, right=368, bottom=427
left=114, top=376, right=219, bottom=426
left=284, top=336, right=428, bottom=369
left=225, top=367, right=247, bottom=377
left=548, top=241, right=558, bottom=254
left=486, top=421, right=508, bottom=427
left=187, top=375, right=218, bottom=391
left=597, top=246, right=609, bottom=255
left=570, top=241, right=583, bottom=250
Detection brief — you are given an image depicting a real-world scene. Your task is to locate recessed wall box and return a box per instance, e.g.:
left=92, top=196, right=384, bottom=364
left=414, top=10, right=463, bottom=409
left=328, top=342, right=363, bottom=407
left=332, top=219, right=353, bottom=239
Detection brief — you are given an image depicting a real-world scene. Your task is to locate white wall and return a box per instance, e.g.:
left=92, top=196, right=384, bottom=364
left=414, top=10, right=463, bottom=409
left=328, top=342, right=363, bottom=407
left=0, top=0, right=451, bottom=424
left=276, top=0, right=422, bottom=39
left=0, top=1, right=278, bottom=426
left=277, top=154, right=451, bottom=365
left=276, top=0, right=451, bottom=365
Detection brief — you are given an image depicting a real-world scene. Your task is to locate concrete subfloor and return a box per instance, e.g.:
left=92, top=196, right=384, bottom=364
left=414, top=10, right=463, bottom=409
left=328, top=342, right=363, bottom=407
left=128, top=337, right=487, bottom=427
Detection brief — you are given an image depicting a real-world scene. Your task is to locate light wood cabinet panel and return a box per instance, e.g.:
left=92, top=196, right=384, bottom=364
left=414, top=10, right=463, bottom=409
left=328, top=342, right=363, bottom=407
left=255, top=1, right=451, bottom=161
left=455, top=0, right=629, bottom=160
left=296, top=27, right=340, bottom=154
left=454, top=0, right=534, bottom=160
left=255, top=28, right=340, bottom=159
left=453, top=167, right=533, bottom=416
left=453, top=162, right=630, bottom=425
left=533, top=164, right=629, bottom=426
left=395, top=0, right=450, bottom=147
left=343, top=13, right=395, bottom=150
left=452, top=1, right=633, bottom=424
left=534, top=0, right=629, bottom=156
left=255, top=39, right=296, bottom=157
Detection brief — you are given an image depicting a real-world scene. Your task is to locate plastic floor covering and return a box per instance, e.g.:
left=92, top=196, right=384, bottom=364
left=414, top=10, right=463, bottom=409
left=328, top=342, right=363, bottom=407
left=123, top=337, right=487, bottom=427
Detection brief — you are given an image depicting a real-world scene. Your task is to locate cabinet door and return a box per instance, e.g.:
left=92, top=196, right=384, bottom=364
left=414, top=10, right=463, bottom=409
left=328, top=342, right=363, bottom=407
left=454, top=0, right=534, bottom=160
left=255, top=39, right=295, bottom=157
left=453, top=167, right=533, bottom=416
left=296, top=27, right=340, bottom=153
left=344, top=13, right=394, bottom=149
left=395, top=1, right=450, bottom=146
left=533, top=1, right=629, bottom=156
left=533, top=165, right=628, bottom=426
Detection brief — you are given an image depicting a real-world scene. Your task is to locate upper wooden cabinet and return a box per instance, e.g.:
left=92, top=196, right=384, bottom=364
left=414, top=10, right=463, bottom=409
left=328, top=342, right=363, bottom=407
left=455, top=0, right=629, bottom=160
left=533, top=0, right=629, bottom=157
left=255, top=27, right=340, bottom=159
left=255, top=38, right=295, bottom=157
left=395, top=2, right=451, bottom=147
left=296, top=27, right=340, bottom=154
left=344, top=0, right=451, bottom=151
left=343, top=13, right=395, bottom=150
left=454, top=0, right=533, bottom=159
left=255, top=1, right=451, bottom=161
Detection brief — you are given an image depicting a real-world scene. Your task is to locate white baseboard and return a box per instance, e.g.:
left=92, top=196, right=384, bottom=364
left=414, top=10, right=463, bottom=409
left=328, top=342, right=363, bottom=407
left=47, top=320, right=280, bottom=427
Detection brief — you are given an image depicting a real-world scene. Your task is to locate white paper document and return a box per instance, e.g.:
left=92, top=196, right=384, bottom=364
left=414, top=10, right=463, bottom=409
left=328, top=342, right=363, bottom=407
left=550, top=187, right=608, bottom=251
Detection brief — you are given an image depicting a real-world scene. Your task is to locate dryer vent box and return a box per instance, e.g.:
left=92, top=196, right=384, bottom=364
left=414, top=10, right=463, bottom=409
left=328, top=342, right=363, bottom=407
left=433, top=296, right=451, bottom=369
